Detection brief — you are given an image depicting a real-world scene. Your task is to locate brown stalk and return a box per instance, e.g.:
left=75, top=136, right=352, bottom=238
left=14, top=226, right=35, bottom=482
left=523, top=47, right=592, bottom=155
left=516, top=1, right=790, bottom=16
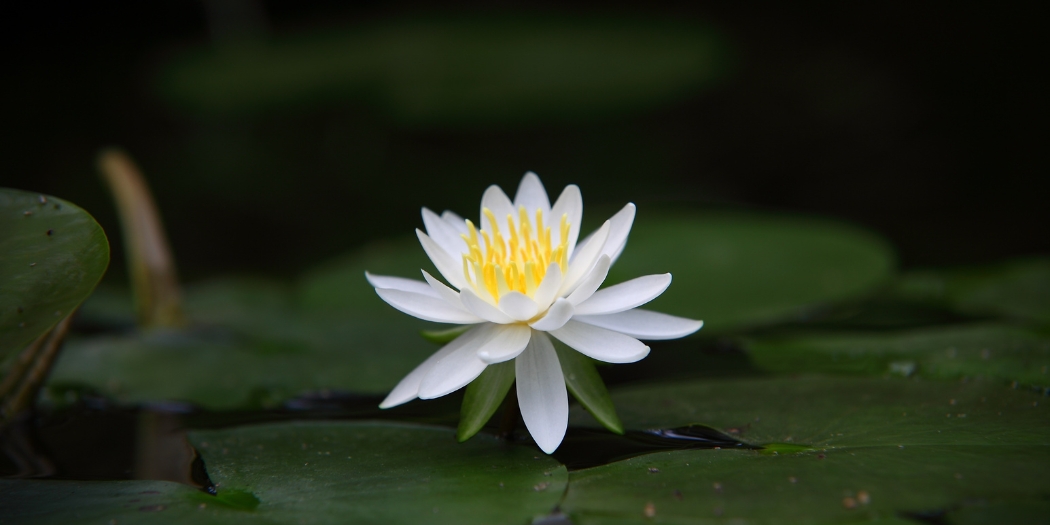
left=97, top=148, right=184, bottom=328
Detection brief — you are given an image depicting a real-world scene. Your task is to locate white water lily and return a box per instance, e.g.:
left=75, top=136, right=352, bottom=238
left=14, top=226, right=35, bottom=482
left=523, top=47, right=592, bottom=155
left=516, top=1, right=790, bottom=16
left=367, top=172, right=702, bottom=453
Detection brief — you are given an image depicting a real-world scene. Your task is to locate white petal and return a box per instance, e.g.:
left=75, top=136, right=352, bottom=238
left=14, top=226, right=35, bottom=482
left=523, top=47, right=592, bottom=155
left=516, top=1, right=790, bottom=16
left=515, top=332, right=568, bottom=454
left=565, top=255, right=611, bottom=306
left=422, top=207, right=467, bottom=257
left=441, top=210, right=469, bottom=233
left=573, top=203, right=634, bottom=264
left=529, top=298, right=574, bottom=331
left=459, top=288, right=515, bottom=324
left=375, top=288, right=483, bottom=324
left=573, top=273, right=671, bottom=316
left=513, top=171, right=551, bottom=216
left=575, top=309, right=703, bottom=340
left=498, top=291, right=540, bottom=321
left=379, top=326, right=485, bottom=408
left=417, top=326, right=494, bottom=399
left=476, top=324, right=533, bottom=363
left=480, top=184, right=515, bottom=235
left=558, top=221, right=611, bottom=297
left=416, top=229, right=467, bottom=290
left=421, top=270, right=469, bottom=311
left=600, top=203, right=636, bottom=263
left=549, top=184, right=582, bottom=257
left=532, top=263, right=564, bottom=310
left=549, top=320, right=650, bottom=364
left=365, top=272, right=438, bottom=298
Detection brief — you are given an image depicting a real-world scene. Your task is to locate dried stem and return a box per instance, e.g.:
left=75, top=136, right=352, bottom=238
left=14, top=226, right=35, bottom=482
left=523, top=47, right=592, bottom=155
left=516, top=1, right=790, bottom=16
left=1, top=312, right=76, bottom=422
left=97, top=148, right=184, bottom=328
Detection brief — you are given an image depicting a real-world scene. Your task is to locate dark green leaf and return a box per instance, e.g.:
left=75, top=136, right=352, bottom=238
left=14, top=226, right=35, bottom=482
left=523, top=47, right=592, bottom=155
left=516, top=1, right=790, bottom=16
left=458, top=361, right=515, bottom=442
left=894, top=258, right=1050, bottom=326
left=554, top=340, right=623, bottom=434
left=0, top=421, right=567, bottom=524
left=607, top=211, right=895, bottom=335
left=743, top=323, right=1050, bottom=389
left=561, top=376, right=1049, bottom=524
left=0, top=189, right=109, bottom=359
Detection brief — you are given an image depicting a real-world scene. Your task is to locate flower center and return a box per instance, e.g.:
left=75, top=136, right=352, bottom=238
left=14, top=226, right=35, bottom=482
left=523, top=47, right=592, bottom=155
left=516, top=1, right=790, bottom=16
left=460, top=206, right=570, bottom=303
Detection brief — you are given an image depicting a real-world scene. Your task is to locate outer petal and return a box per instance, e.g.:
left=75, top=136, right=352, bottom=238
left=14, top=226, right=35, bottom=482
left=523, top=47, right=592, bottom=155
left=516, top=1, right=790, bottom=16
left=422, top=207, right=467, bottom=257
left=573, top=203, right=635, bottom=264
left=480, top=184, right=515, bottom=235
left=441, top=210, right=469, bottom=233
left=421, top=270, right=469, bottom=311
left=416, top=229, right=467, bottom=290
left=565, top=255, right=611, bottom=306
left=573, top=273, right=672, bottom=316
left=365, top=272, right=438, bottom=298
left=515, top=332, right=568, bottom=454
left=417, top=326, right=499, bottom=399
left=460, top=288, right=515, bottom=324
left=559, top=221, right=610, bottom=297
left=498, top=291, right=540, bottom=321
left=375, top=289, right=483, bottom=324
left=379, top=325, right=486, bottom=408
left=549, top=320, right=650, bottom=364
left=476, top=324, right=533, bottom=363
left=532, top=263, right=564, bottom=310
left=575, top=309, right=703, bottom=340
left=529, top=298, right=574, bottom=331
left=549, top=184, right=582, bottom=257
left=513, top=172, right=551, bottom=216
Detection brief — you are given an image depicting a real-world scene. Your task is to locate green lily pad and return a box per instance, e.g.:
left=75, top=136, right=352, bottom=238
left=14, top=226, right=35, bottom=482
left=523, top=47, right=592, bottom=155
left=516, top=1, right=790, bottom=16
left=607, top=212, right=895, bottom=335
left=0, top=189, right=109, bottom=359
left=0, top=421, right=567, bottom=524
left=158, top=15, right=726, bottom=125
left=894, top=258, right=1050, bottom=326
left=561, top=376, right=1049, bottom=524
left=743, top=324, right=1050, bottom=389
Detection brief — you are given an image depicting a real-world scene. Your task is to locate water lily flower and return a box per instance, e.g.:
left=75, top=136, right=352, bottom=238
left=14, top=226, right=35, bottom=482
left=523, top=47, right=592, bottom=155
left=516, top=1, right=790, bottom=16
left=367, top=172, right=703, bottom=453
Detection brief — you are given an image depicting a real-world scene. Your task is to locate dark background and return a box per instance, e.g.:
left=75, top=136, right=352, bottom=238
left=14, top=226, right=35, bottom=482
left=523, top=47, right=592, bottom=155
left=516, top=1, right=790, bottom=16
left=2, top=1, right=1045, bottom=284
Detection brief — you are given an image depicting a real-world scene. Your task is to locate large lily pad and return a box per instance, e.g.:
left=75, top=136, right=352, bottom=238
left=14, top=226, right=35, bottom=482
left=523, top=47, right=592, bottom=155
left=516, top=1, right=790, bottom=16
left=607, top=212, right=895, bottom=334
left=158, top=15, right=726, bottom=125
left=561, top=376, right=1049, bottom=524
left=894, top=258, right=1050, bottom=326
left=0, top=189, right=109, bottom=359
left=743, top=323, right=1050, bottom=389
left=0, top=421, right=567, bottom=524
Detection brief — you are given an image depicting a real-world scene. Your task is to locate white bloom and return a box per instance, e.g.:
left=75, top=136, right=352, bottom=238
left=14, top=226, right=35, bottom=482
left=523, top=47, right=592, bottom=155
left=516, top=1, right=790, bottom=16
left=367, top=172, right=702, bottom=453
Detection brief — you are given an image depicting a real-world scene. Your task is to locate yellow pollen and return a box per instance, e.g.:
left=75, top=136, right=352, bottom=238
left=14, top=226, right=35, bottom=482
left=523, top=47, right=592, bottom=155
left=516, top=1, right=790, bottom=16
left=461, top=207, right=571, bottom=302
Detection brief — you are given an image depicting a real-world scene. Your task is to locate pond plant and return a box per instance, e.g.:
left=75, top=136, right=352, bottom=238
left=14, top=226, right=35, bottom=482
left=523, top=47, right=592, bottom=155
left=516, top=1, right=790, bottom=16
left=0, top=151, right=1047, bottom=524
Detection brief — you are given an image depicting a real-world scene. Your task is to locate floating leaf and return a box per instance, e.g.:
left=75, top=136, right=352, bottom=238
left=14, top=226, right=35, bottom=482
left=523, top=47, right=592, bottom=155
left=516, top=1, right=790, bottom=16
left=743, top=323, right=1050, bottom=389
left=158, top=15, right=727, bottom=125
left=458, top=361, right=515, bottom=442
left=607, top=211, right=895, bottom=335
left=894, top=258, right=1050, bottom=326
left=561, top=376, right=1049, bottom=524
left=0, top=189, right=109, bottom=359
left=0, top=421, right=567, bottom=524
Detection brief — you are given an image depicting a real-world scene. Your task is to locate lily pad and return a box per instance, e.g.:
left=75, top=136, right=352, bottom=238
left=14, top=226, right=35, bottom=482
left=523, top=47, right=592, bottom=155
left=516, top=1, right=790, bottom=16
left=0, top=421, right=567, bottom=524
left=561, top=376, right=1049, bottom=524
left=0, top=189, right=109, bottom=359
left=894, top=258, right=1050, bottom=326
left=606, top=212, right=895, bottom=334
left=743, top=323, right=1050, bottom=389
left=158, top=15, right=727, bottom=125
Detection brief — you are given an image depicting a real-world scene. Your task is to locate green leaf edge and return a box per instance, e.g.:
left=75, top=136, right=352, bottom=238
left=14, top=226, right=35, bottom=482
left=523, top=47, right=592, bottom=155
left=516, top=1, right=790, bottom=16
left=554, top=340, right=624, bottom=434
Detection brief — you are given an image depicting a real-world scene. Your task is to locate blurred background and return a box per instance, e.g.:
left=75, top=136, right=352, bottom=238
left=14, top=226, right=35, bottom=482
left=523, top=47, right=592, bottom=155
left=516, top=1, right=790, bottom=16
left=2, top=1, right=1045, bottom=284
